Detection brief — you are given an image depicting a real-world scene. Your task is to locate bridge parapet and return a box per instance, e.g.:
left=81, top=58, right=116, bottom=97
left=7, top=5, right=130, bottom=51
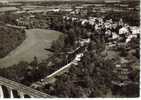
left=0, top=76, right=52, bottom=98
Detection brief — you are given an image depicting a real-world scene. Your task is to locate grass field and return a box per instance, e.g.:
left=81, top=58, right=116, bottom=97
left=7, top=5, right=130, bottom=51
left=0, top=29, right=62, bottom=68
left=0, top=7, right=18, bottom=12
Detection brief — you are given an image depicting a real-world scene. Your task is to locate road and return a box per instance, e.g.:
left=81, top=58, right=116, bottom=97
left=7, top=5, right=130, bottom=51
left=0, top=29, right=62, bottom=68
left=31, top=39, right=90, bottom=87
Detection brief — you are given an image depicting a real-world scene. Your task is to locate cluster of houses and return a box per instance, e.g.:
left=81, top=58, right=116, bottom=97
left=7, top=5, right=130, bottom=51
left=62, top=15, right=139, bottom=87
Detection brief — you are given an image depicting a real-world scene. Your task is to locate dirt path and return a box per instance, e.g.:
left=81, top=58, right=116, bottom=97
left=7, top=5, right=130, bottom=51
left=0, top=29, right=62, bottom=68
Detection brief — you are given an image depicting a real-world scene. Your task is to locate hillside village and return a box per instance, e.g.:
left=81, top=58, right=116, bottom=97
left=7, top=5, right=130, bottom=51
left=0, top=0, right=140, bottom=98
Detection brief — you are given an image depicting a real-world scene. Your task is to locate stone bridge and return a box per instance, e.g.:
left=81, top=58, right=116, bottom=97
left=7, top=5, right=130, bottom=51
left=0, top=76, right=53, bottom=98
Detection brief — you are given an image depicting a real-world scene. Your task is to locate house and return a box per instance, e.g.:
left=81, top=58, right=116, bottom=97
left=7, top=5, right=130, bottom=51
left=112, top=63, right=132, bottom=86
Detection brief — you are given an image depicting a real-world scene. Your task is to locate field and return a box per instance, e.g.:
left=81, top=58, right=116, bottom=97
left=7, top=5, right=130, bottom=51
left=0, top=29, right=62, bottom=68
left=0, top=7, right=18, bottom=12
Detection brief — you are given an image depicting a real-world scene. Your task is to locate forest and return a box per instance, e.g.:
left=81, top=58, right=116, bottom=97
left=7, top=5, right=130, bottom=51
left=0, top=24, right=25, bottom=58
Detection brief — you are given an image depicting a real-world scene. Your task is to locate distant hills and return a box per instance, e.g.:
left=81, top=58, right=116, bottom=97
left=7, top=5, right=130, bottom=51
left=0, top=0, right=139, bottom=3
